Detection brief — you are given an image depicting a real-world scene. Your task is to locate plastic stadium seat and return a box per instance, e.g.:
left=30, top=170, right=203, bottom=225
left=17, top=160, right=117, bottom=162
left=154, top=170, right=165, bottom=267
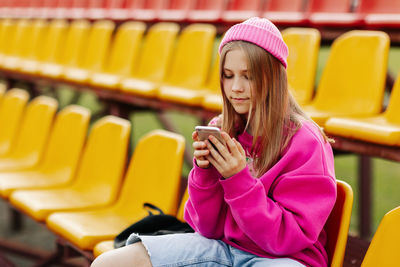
left=0, top=105, right=90, bottom=198
left=187, top=0, right=225, bottom=22
left=157, top=24, right=216, bottom=106
left=0, top=19, right=29, bottom=68
left=89, top=21, right=146, bottom=90
left=263, top=0, right=308, bottom=26
left=360, top=206, right=400, bottom=267
left=46, top=130, right=185, bottom=250
left=157, top=0, right=193, bottom=22
left=128, top=0, right=163, bottom=21
left=108, top=0, right=131, bottom=20
left=93, top=188, right=190, bottom=257
left=302, top=31, right=389, bottom=127
left=0, top=19, right=17, bottom=62
left=10, top=116, right=131, bottom=221
left=2, top=19, right=48, bottom=71
left=65, top=0, right=90, bottom=19
left=0, top=83, right=5, bottom=96
left=361, top=0, right=400, bottom=28
left=40, top=20, right=91, bottom=79
left=221, top=0, right=263, bottom=23
left=325, top=71, right=400, bottom=146
left=308, top=0, right=360, bottom=27
left=62, top=20, right=115, bottom=83
left=19, top=19, right=68, bottom=75
left=201, top=54, right=222, bottom=112
left=0, top=89, right=29, bottom=157
left=0, top=95, right=58, bottom=171
left=282, top=27, right=320, bottom=105
left=325, top=180, right=353, bottom=267
left=119, top=22, right=180, bottom=97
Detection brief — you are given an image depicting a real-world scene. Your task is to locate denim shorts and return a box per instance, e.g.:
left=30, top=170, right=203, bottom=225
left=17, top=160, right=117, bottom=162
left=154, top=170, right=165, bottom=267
left=126, top=233, right=306, bottom=267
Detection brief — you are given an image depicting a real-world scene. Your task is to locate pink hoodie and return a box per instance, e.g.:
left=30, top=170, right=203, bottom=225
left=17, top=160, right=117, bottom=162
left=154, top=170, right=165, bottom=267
left=184, top=120, right=337, bottom=267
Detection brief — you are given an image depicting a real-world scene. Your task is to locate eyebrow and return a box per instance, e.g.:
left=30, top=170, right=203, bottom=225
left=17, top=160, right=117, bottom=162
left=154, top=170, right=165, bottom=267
left=223, top=68, right=248, bottom=73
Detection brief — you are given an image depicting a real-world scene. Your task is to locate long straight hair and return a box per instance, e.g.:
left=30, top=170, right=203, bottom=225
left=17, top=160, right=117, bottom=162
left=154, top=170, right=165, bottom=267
left=220, top=41, right=330, bottom=177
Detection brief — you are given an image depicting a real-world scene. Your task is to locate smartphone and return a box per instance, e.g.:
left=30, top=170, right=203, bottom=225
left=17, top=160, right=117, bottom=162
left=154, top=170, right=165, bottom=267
left=195, top=126, right=225, bottom=145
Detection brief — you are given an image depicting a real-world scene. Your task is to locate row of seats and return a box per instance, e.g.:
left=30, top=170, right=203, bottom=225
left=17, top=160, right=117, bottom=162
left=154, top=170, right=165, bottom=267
left=0, top=87, right=186, bottom=258
left=1, top=18, right=400, bottom=148
left=0, top=87, right=398, bottom=266
left=0, top=86, right=354, bottom=266
left=0, top=0, right=399, bottom=28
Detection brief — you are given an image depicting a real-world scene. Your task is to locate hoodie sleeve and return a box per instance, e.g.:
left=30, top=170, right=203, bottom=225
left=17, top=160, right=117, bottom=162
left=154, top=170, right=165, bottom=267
left=184, top=160, right=227, bottom=239
left=220, top=125, right=337, bottom=255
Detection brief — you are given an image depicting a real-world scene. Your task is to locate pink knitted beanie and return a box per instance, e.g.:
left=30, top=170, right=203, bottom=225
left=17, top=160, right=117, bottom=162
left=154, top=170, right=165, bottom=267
left=219, top=17, right=288, bottom=68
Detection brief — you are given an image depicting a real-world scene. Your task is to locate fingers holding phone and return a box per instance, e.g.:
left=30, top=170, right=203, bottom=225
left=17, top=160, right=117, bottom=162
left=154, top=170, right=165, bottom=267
left=192, top=131, right=210, bottom=169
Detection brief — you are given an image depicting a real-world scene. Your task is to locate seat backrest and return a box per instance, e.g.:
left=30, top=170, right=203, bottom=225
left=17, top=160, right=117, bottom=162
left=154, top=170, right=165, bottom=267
left=23, top=19, right=49, bottom=61
left=133, top=22, right=180, bottom=81
left=78, top=20, right=115, bottom=72
left=312, top=30, right=389, bottom=115
left=0, top=89, right=29, bottom=156
left=39, top=105, right=90, bottom=178
left=282, top=27, right=320, bottom=105
left=361, top=206, right=400, bottom=267
left=385, top=71, right=400, bottom=123
left=73, top=115, right=131, bottom=204
left=226, top=0, right=262, bottom=11
left=176, top=188, right=189, bottom=221
left=264, top=0, right=305, bottom=12
left=325, top=180, right=354, bottom=267
left=7, top=19, right=30, bottom=57
left=10, top=96, right=58, bottom=166
left=56, top=20, right=91, bottom=67
left=206, top=53, right=221, bottom=94
left=116, top=129, right=185, bottom=215
left=359, top=0, right=400, bottom=14
left=35, top=19, right=68, bottom=63
left=103, top=21, right=146, bottom=76
left=309, top=0, right=352, bottom=13
left=191, top=0, right=225, bottom=11
left=165, top=23, right=216, bottom=88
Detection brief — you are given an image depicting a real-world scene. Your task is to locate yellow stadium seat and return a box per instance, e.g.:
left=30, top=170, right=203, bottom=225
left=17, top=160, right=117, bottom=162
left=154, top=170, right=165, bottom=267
left=93, top=188, right=189, bottom=257
left=19, top=20, right=68, bottom=75
left=326, top=180, right=353, bottom=267
left=2, top=19, right=48, bottom=71
left=202, top=54, right=222, bottom=112
left=360, top=206, right=400, bottom=267
left=89, top=21, right=146, bottom=89
left=0, top=19, right=32, bottom=69
left=40, top=20, right=91, bottom=78
left=62, top=20, right=115, bottom=83
left=0, top=83, right=5, bottom=97
left=10, top=116, right=131, bottom=221
left=0, top=95, right=58, bottom=171
left=46, top=129, right=185, bottom=250
left=0, top=105, right=90, bottom=198
left=325, top=71, right=400, bottom=146
left=0, top=89, right=29, bottom=157
left=157, top=24, right=216, bottom=106
left=120, top=22, right=180, bottom=97
left=0, top=20, right=17, bottom=63
left=282, top=27, right=320, bottom=105
left=302, top=31, right=389, bottom=127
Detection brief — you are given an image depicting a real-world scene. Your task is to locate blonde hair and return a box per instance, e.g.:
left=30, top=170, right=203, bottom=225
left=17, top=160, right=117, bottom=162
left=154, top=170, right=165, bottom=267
left=220, top=41, right=331, bottom=177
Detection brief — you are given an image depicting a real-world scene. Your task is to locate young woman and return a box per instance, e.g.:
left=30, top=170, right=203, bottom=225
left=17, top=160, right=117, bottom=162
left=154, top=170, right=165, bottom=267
left=92, top=17, right=337, bottom=267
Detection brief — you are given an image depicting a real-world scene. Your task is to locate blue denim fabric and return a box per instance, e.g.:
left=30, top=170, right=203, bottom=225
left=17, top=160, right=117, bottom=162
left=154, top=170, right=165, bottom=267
left=126, top=233, right=306, bottom=267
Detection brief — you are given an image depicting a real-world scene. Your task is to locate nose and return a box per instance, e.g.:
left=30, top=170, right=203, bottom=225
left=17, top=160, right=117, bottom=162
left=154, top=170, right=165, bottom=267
left=232, top=77, right=244, bottom=92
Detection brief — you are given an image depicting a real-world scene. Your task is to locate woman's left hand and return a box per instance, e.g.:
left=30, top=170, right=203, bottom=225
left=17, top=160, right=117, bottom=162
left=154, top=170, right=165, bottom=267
left=205, top=131, right=247, bottom=179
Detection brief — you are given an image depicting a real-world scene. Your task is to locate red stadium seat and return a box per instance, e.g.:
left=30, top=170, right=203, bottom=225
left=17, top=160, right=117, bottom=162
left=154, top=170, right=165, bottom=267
left=308, top=0, right=360, bottom=27
left=157, top=0, right=194, bottom=22
left=221, top=0, right=263, bottom=23
left=128, top=0, right=163, bottom=21
left=187, top=0, right=225, bottom=22
left=361, top=0, right=400, bottom=28
left=263, top=0, right=308, bottom=26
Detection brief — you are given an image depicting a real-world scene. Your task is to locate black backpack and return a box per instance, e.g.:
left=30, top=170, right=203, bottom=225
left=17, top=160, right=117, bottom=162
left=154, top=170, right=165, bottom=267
left=114, top=203, right=194, bottom=248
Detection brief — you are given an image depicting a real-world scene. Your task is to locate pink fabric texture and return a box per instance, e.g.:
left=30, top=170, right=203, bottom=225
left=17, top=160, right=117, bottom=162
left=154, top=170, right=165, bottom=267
left=219, top=17, right=289, bottom=68
left=184, top=121, right=337, bottom=267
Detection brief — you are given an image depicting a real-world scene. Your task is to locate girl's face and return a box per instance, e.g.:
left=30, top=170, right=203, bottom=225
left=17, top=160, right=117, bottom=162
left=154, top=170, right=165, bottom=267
left=223, top=48, right=253, bottom=115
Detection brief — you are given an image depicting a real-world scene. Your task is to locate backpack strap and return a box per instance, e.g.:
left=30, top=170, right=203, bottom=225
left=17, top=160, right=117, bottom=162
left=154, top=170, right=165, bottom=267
left=143, top=203, right=164, bottom=215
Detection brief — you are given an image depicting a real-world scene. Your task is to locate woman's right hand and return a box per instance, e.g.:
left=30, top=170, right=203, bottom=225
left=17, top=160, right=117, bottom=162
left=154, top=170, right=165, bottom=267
left=192, top=131, right=210, bottom=168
